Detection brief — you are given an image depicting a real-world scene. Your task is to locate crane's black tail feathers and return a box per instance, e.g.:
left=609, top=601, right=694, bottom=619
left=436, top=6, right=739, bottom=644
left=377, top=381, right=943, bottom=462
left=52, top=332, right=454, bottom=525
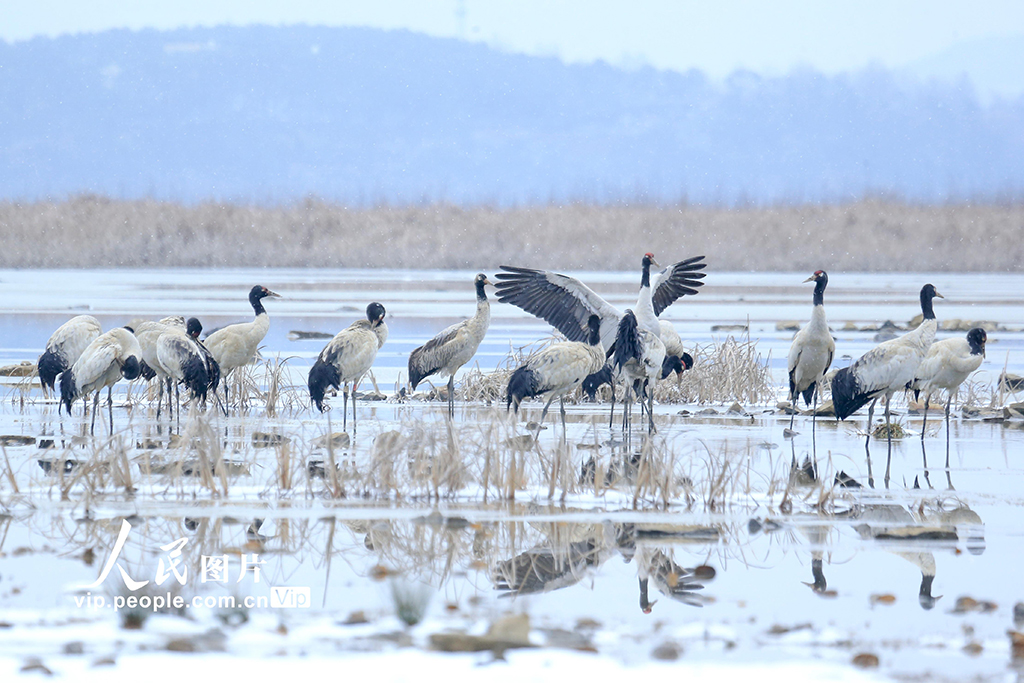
left=139, top=359, right=157, bottom=382
left=612, top=311, right=642, bottom=371
left=37, top=350, right=66, bottom=391
left=830, top=366, right=873, bottom=421
left=308, top=358, right=341, bottom=412
left=506, top=365, right=538, bottom=414
left=583, top=364, right=613, bottom=400
left=800, top=381, right=816, bottom=407
left=59, top=370, right=76, bottom=415
left=181, top=355, right=209, bottom=402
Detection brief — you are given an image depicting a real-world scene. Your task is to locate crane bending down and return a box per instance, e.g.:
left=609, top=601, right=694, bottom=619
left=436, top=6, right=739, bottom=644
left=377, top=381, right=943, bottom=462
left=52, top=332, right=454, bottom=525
left=59, top=327, right=142, bottom=434
left=506, top=314, right=605, bottom=433
left=37, top=315, right=102, bottom=398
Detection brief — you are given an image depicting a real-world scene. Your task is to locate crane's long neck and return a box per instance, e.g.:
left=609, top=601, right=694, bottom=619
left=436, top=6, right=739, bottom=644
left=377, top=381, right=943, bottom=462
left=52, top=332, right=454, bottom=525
left=920, top=290, right=936, bottom=320
left=636, top=260, right=658, bottom=334
left=474, top=279, right=490, bottom=320
left=813, top=278, right=826, bottom=308
left=251, top=296, right=267, bottom=318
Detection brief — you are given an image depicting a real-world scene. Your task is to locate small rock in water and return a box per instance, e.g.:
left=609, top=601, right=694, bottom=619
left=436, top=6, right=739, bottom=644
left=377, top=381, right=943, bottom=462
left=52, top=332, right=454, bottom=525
left=871, top=422, right=907, bottom=439
left=0, top=435, right=36, bottom=447
left=963, top=642, right=983, bottom=656
left=776, top=401, right=799, bottom=415
left=287, top=330, right=334, bottom=341
left=775, top=321, right=800, bottom=332
left=852, top=653, right=880, bottom=668
left=711, top=324, right=748, bottom=332
left=1010, top=630, right=1024, bottom=660
left=726, top=402, right=746, bottom=415
left=1014, top=602, right=1024, bottom=627
left=783, top=428, right=798, bottom=439
left=870, top=593, right=896, bottom=606
left=758, top=441, right=779, bottom=450
left=20, top=658, right=53, bottom=675
left=695, top=408, right=719, bottom=416
left=693, top=565, right=716, bottom=580
left=651, top=641, right=683, bottom=660
left=525, top=421, right=548, bottom=431
left=354, top=390, right=386, bottom=401
left=0, top=361, right=36, bottom=377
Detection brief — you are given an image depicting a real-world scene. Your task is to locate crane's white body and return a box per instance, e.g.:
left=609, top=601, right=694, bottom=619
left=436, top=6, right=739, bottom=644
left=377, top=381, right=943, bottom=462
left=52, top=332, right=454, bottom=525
left=787, top=304, right=835, bottom=401
left=44, top=315, right=102, bottom=366
left=65, top=328, right=142, bottom=405
left=911, top=336, right=984, bottom=396
left=205, top=312, right=270, bottom=377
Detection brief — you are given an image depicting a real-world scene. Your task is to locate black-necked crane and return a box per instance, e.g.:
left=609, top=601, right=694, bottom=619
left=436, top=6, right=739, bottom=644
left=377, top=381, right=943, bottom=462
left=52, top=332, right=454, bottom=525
left=612, top=309, right=666, bottom=434
left=496, top=253, right=704, bottom=417
left=506, top=314, right=605, bottom=433
left=832, top=284, right=943, bottom=481
left=308, top=302, right=388, bottom=431
left=910, top=327, right=986, bottom=445
left=204, top=285, right=280, bottom=407
left=584, top=319, right=693, bottom=402
left=59, top=327, right=143, bottom=434
left=408, top=273, right=492, bottom=417
left=786, top=270, right=835, bottom=436
left=37, top=315, right=102, bottom=397
left=135, top=315, right=185, bottom=418
left=157, top=318, right=211, bottom=412
left=495, top=253, right=706, bottom=352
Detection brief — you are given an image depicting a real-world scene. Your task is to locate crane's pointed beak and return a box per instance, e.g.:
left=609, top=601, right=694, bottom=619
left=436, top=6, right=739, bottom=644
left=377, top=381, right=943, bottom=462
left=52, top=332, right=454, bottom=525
left=266, top=289, right=282, bottom=299
left=803, top=275, right=816, bottom=283
left=483, top=277, right=493, bottom=287
left=934, top=291, right=944, bottom=299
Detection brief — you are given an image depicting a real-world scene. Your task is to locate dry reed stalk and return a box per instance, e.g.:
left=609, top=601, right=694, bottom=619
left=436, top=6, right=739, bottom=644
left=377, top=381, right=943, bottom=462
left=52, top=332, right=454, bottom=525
left=3, top=197, right=1023, bottom=272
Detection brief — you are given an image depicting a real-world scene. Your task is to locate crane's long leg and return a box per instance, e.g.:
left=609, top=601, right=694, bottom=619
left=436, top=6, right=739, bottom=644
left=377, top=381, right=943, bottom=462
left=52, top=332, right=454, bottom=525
left=90, top=391, right=99, bottom=435
left=107, top=387, right=114, bottom=436
left=352, top=385, right=358, bottom=434
left=647, top=380, right=655, bottom=434
left=921, top=392, right=930, bottom=442
left=447, top=375, right=455, bottom=419
left=342, top=383, right=348, bottom=432
left=867, top=399, right=875, bottom=435
left=945, top=394, right=953, bottom=470
left=559, top=396, right=567, bottom=437
left=608, top=381, right=616, bottom=432
left=811, top=386, right=818, bottom=468
left=789, top=396, right=796, bottom=431
left=539, top=394, right=557, bottom=426
left=884, top=394, right=892, bottom=488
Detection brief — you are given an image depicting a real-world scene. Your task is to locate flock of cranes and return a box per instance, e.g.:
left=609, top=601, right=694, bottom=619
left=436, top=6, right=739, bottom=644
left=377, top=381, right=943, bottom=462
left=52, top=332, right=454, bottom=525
left=35, top=256, right=989, bottom=456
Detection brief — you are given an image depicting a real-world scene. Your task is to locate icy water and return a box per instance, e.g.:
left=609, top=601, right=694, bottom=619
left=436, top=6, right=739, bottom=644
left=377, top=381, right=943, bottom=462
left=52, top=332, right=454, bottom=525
left=1, top=268, right=1024, bottom=681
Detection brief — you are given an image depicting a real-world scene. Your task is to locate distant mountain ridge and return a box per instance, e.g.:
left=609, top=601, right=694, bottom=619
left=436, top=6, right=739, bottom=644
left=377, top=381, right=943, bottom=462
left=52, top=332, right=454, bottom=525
left=2, top=25, right=1023, bottom=205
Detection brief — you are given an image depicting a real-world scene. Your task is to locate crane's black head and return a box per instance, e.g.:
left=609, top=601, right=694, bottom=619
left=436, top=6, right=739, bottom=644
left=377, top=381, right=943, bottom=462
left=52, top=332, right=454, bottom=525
left=642, top=252, right=659, bottom=268
left=122, top=325, right=135, bottom=334
left=366, top=302, right=386, bottom=325
left=121, top=355, right=141, bottom=381
left=967, top=327, right=987, bottom=355
left=186, top=317, right=203, bottom=339
left=474, top=273, right=492, bottom=299
left=919, top=284, right=943, bottom=320
left=804, top=270, right=828, bottom=305
left=803, top=270, right=828, bottom=286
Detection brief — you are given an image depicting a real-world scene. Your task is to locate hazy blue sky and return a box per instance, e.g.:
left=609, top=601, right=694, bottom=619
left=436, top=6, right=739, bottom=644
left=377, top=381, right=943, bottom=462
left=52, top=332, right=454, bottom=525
left=5, top=1, right=1024, bottom=85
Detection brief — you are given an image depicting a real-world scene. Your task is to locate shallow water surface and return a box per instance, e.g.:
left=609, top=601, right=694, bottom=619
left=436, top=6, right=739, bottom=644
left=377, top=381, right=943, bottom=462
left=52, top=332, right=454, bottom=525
left=1, top=268, right=1023, bottom=680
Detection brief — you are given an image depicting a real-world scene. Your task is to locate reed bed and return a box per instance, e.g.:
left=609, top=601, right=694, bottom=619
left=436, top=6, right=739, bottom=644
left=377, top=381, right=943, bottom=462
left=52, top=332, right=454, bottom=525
left=2, top=196, right=1023, bottom=271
